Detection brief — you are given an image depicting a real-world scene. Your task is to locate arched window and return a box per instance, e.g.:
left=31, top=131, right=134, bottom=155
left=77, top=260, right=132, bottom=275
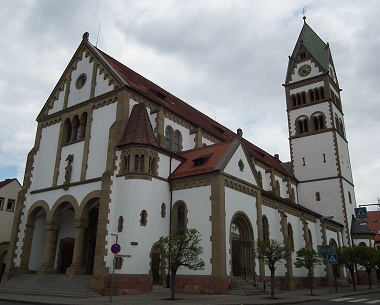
left=297, top=94, right=302, bottom=106
left=292, top=95, right=296, bottom=107
left=291, top=188, right=295, bottom=202
left=165, top=126, right=172, bottom=150
left=298, top=118, right=309, bottom=134
left=72, top=115, right=80, bottom=141
left=63, top=118, right=72, bottom=144
left=172, top=201, right=187, bottom=234
left=262, top=216, right=269, bottom=241
left=80, top=112, right=87, bottom=139
left=118, top=216, right=124, bottom=232
left=149, top=156, right=156, bottom=175
left=140, top=210, right=147, bottom=226
left=348, top=191, right=352, bottom=204
left=161, top=203, right=166, bottom=218
left=320, top=87, right=325, bottom=99
left=302, top=92, right=306, bottom=104
left=288, top=223, right=294, bottom=250
left=275, top=180, right=280, bottom=196
left=257, top=171, right=263, bottom=187
left=174, top=130, right=182, bottom=152
left=358, top=242, right=367, bottom=247
left=134, top=154, right=144, bottom=172
left=313, top=114, right=325, bottom=130
left=309, top=90, right=315, bottom=102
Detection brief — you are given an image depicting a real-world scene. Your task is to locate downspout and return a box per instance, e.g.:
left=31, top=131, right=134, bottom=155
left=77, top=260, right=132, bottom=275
left=167, top=156, right=173, bottom=288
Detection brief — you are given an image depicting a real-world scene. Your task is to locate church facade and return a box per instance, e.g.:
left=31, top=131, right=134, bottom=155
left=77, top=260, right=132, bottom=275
left=3, top=21, right=372, bottom=294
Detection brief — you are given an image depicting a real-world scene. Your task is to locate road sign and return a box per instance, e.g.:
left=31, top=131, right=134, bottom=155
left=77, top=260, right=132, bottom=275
left=327, top=254, right=338, bottom=264
left=317, top=245, right=336, bottom=255
left=354, top=207, right=367, bottom=219
left=111, top=243, right=121, bottom=254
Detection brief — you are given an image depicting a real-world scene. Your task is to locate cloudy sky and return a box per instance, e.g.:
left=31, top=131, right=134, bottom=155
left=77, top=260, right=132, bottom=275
left=0, top=0, right=379, bottom=208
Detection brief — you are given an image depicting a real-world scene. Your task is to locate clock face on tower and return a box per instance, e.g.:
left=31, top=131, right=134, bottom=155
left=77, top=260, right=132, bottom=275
left=298, top=64, right=312, bottom=77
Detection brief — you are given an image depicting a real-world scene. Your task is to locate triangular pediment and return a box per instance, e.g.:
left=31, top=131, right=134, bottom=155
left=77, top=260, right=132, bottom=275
left=37, top=33, right=125, bottom=120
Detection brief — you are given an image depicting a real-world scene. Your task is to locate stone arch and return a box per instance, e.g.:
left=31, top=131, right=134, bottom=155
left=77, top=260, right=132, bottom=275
left=230, top=212, right=255, bottom=278
left=150, top=242, right=165, bottom=285
left=50, top=194, right=79, bottom=223
left=22, top=201, right=50, bottom=272
left=171, top=200, right=188, bottom=233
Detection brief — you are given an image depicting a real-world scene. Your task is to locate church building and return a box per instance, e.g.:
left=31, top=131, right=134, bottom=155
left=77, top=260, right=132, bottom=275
left=3, top=20, right=372, bottom=294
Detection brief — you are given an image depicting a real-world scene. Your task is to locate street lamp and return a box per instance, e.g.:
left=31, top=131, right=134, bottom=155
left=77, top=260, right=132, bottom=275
left=321, top=215, right=334, bottom=294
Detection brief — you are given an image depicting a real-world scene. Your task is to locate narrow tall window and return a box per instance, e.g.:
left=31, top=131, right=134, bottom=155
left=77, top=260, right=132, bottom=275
left=165, top=126, right=172, bottom=150
left=348, top=192, right=352, bottom=204
left=177, top=204, right=185, bottom=233
left=118, top=216, right=124, bottom=232
left=174, top=130, right=181, bottom=152
left=140, top=210, right=147, bottom=226
left=298, top=118, right=308, bottom=134
left=6, top=199, right=15, bottom=211
left=0, top=197, right=4, bottom=210
left=288, top=223, right=294, bottom=250
left=309, top=90, right=315, bottom=102
left=262, top=216, right=269, bottom=241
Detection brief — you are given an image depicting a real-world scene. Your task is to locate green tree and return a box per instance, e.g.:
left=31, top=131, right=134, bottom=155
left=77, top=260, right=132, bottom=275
left=355, top=246, right=378, bottom=289
left=255, top=239, right=290, bottom=299
left=336, top=247, right=358, bottom=291
left=294, top=247, right=322, bottom=296
left=159, top=228, right=205, bottom=300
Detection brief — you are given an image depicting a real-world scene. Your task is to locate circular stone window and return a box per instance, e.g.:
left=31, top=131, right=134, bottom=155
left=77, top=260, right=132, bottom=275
left=75, top=73, right=87, bottom=89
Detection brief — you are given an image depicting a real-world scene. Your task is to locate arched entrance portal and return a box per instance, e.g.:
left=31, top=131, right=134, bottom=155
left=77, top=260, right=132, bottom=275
left=230, top=213, right=254, bottom=278
left=151, top=243, right=164, bottom=285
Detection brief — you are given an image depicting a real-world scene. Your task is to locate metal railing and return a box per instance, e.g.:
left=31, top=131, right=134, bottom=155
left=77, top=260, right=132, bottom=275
left=240, top=267, right=266, bottom=292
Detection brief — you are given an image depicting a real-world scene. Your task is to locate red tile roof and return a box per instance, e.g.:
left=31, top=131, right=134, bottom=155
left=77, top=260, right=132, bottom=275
left=119, top=103, right=159, bottom=148
left=95, top=46, right=292, bottom=178
left=170, top=142, right=232, bottom=179
left=0, top=178, right=17, bottom=189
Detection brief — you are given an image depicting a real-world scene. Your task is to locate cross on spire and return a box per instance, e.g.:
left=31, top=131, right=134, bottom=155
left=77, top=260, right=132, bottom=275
left=301, top=8, right=307, bottom=21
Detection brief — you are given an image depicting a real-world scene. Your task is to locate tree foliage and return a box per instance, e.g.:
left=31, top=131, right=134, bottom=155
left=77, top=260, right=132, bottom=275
left=159, top=228, right=205, bottom=299
left=294, top=247, right=322, bottom=295
left=255, top=239, right=290, bottom=299
left=336, top=247, right=358, bottom=291
left=354, top=246, right=378, bottom=289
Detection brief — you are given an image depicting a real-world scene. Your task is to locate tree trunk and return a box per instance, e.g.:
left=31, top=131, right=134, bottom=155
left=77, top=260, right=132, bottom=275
left=367, top=271, right=372, bottom=289
left=349, top=269, right=356, bottom=291
left=309, top=268, right=313, bottom=296
left=170, top=269, right=177, bottom=300
left=270, top=269, right=275, bottom=299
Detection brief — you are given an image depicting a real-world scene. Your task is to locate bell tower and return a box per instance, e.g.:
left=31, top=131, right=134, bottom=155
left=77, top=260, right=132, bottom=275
left=284, top=18, right=355, bottom=245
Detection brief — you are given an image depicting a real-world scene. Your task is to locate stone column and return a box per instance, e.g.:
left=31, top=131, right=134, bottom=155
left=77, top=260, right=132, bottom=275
left=66, top=220, right=88, bottom=276
left=37, top=222, right=59, bottom=275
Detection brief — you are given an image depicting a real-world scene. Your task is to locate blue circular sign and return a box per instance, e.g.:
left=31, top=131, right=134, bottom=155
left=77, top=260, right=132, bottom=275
left=111, top=243, right=121, bottom=254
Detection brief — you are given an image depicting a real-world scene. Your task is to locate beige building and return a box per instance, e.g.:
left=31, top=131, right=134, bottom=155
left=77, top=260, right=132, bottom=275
left=0, top=178, right=21, bottom=280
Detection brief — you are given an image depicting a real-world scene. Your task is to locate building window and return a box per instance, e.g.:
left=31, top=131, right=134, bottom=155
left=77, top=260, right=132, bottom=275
left=348, top=192, right=352, bottom=204
left=257, top=171, right=263, bottom=186
left=161, top=203, right=166, bottom=218
left=165, top=126, right=173, bottom=150
left=275, top=180, right=280, bottom=196
left=124, top=155, right=130, bottom=172
left=238, top=159, right=244, bottom=172
left=174, top=130, right=182, bottom=152
left=140, top=210, right=148, bottom=226
left=315, top=192, right=321, bottom=201
left=6, top=199, right=15, bottom=211
left=117, top=216, right=124, bottom=232
left=134, top=155, right=144, bottom=172
left=148, top=156, right=156, bottom=175
left=308, top=229, right=313, bottom=248
left=172, top=201, right=187, bottom=234
left=75, top=73, right=87, bottom=89
left=313, top=114, right=325, bottom=130
left=297, top=118, right=309, bottom=134
left=262, top=216, right=269, bottom=241
left=0, top=197, right=4, bottom=209
left=288, top=223, right=294, bottom=250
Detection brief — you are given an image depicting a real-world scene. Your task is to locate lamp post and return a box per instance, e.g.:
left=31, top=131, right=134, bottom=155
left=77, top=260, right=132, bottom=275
left=321, top=215, right=334, bottom=294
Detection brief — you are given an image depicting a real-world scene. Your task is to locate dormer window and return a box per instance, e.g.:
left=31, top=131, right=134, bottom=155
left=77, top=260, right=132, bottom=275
left=193, top=154, right=211, bottom=167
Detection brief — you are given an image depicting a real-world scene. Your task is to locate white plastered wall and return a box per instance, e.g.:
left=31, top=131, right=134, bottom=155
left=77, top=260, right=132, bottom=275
left=67, top=52, right=93, bottom=108
left=30, top=123, right=60, bottom=191
left=86, top=103, right=117, bottom=179
left=164, top=118, right=193, bottom=151
left=106, top=178, right=171, bottom=274
left=94, top=68, right=115, bottom=97
left=48, top=84, right=66, bottom=115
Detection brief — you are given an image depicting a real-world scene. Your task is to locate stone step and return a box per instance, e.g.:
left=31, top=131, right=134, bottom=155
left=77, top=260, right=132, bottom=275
left=0, top=274, right=99, bottom=298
